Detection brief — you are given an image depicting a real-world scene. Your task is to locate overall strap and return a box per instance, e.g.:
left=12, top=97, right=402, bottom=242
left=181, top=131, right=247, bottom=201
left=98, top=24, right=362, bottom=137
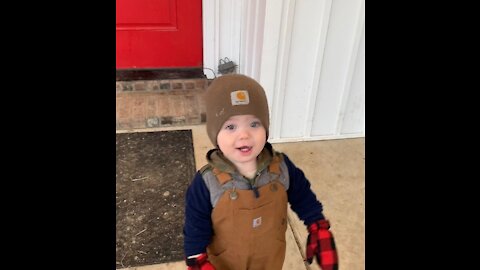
left=268, top=154, right=282, bottom=175
left=212, top=167, right=233, bottom=185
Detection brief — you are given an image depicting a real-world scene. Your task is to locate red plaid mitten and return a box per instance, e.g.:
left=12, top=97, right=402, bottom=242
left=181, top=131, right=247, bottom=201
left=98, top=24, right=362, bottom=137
left=186, top=253, right=215, bottom=270
left=305, top=219, right=338, bottom=270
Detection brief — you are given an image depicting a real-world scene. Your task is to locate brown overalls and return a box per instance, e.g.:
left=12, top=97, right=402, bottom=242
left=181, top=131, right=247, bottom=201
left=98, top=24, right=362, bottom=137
left=206, top=155, right=288, bottom=270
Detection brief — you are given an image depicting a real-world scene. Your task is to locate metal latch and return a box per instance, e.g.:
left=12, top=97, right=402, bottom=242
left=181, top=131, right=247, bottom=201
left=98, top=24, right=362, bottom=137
left=218, top=57, right=236, bottom=74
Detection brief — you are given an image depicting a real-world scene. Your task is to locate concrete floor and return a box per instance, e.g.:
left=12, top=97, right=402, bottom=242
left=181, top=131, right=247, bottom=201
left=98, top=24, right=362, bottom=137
left=117, top=125, right=365, bottom=270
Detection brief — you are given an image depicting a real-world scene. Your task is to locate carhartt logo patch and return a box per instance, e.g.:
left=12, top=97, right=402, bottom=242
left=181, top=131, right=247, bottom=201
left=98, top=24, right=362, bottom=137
left=253, top=217, right=262, bottom=228
left=231, top=90, right=249, bottom=105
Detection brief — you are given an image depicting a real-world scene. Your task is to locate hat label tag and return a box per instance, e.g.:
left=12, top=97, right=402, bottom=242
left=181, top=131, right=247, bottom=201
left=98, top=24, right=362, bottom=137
left=231, top=90, right=250, bottom=106
left=253, top=216, right=262, bottom=228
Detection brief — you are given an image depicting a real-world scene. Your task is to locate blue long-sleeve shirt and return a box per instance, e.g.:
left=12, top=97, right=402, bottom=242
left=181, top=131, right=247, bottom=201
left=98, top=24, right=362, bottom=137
left=183, top=153, right=325, bottom=257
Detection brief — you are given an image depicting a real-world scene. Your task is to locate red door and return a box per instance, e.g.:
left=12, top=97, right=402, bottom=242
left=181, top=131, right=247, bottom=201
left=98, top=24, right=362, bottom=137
left=116, top=0, right=203, bottom=69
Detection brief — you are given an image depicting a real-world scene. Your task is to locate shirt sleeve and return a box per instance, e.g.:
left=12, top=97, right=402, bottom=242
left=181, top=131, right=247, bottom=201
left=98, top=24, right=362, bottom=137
left=284, top=154, right=325, bottom=226
left=183, top=172, right=213, bottom=257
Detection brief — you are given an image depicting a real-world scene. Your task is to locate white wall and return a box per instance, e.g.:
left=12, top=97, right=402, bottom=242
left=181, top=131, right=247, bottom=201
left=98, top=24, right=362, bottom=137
left=203, top=0, right=365, bottom=142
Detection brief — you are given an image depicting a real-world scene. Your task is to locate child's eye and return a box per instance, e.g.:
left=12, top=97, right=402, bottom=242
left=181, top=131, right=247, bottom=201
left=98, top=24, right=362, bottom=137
left=250, top=121, right=261, bottom=128
left=225, top=124, right=236, bottom=130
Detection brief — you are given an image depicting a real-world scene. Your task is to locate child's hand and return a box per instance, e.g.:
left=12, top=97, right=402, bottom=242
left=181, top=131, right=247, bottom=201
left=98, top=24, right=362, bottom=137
left=305, top=219, right=338, bottom=270
left=186, top=253, right=216, bottom=270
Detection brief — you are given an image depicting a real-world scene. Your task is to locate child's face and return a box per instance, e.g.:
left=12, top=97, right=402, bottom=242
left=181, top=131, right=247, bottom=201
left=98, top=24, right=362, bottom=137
left=217, top=114, right=266, bottom=167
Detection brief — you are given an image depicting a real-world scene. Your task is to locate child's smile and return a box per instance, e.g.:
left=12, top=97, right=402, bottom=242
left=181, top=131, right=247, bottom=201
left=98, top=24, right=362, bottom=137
left=237, top=145, right=253, bottom=154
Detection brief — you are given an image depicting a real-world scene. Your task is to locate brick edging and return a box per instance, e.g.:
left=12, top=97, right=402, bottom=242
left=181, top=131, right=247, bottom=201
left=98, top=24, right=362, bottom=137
left=116, top=79, right=212, bottom=130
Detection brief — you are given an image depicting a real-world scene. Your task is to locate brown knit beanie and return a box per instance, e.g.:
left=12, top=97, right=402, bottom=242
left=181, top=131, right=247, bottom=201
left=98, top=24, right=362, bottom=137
left=205, top=74, right=269, bottom=146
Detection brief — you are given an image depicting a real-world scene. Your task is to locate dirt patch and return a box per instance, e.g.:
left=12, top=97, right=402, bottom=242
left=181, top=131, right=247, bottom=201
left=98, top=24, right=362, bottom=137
left=116, top=130, right=196, bottom=268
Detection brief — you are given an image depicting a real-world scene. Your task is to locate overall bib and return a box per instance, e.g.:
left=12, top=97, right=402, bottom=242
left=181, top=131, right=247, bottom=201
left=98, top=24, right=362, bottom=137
left=206, top=156, right=288, bottom=270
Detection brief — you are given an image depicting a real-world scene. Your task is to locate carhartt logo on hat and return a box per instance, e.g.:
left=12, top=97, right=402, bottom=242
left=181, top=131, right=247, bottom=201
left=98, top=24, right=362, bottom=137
left=230, top=90, right=249, bottom=106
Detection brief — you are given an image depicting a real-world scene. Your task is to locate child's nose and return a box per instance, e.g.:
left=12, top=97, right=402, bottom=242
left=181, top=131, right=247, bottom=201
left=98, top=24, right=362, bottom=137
left=238, top=128, right=250, bottom=139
